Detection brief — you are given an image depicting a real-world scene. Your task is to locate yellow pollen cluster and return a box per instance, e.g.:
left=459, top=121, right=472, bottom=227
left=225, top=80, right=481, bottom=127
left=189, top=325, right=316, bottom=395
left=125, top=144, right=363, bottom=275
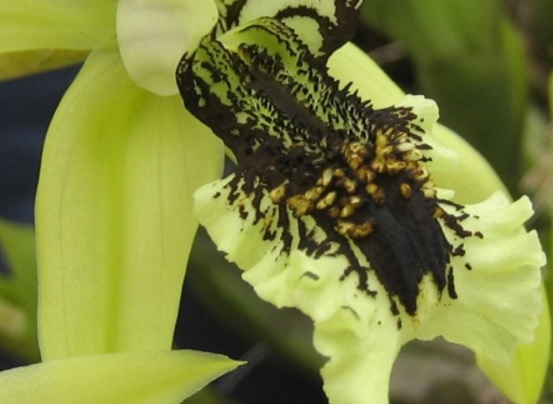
left=360, top=129, right=436, bottom=200
left=268, top=127, right=437, bottom=239
left=371, top=129, right=416, bottom=174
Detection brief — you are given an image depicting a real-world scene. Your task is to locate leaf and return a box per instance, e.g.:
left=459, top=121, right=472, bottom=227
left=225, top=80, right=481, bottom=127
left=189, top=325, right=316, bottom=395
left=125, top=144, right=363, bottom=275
left=0, top=220, right=39, bottom=361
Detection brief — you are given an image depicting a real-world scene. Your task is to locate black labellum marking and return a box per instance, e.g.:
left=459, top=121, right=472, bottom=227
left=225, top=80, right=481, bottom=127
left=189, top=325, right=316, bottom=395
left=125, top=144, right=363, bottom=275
left=214, top=0, right=363, bottom=56
left=178, top=18, right=476, bottom=316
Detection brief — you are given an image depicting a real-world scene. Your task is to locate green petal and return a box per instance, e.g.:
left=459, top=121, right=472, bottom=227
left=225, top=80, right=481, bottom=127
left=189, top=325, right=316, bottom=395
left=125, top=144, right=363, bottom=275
left=429, top=124, right=508, bottom=204
left=117, top=0, right=218, bottom=95
left=327, top=43, right=508, bottom=203
left=36, top=50, right=222, bottom=359
left=0, top=1, right=117, bottom=53
left=0, top=350, right=242, bottom=403
left=394, top=94, right=459, bottom=173
left=416, top=193, right=544, bottom=361
left=327, top=43, right=404, bottom=107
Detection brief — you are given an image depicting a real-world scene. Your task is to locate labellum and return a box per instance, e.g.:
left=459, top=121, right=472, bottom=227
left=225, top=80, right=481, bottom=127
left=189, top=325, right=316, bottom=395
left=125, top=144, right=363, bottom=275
left=177, top=18, right=475, bottom=317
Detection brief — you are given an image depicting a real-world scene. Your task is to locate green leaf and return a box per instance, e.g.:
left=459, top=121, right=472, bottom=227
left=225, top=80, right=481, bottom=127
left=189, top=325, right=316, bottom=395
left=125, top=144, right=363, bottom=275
left=363, top=0, right=502, bottom=58
left=0, top=220, right=39, bottom=361
left=35, top=49, right=222, bottom=359
left=531, top=0, right=553, bottom=66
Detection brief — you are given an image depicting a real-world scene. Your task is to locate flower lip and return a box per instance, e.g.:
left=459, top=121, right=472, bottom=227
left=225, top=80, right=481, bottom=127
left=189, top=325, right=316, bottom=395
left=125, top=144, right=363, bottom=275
left=179, top=17, right=478, bottom=316
left=184, top=15, right=545, bottom=404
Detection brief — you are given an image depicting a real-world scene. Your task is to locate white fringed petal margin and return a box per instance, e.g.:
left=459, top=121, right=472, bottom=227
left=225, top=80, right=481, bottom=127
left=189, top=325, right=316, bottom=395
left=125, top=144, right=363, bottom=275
left=417, top=192, right=545, bottom=362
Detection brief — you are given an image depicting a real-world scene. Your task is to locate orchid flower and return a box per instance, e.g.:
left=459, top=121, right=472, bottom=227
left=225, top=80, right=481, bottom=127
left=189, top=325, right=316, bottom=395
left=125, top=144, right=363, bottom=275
left=177, top=10, right=547, bottom=404
left=0, top=0, right=547, bottom=402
